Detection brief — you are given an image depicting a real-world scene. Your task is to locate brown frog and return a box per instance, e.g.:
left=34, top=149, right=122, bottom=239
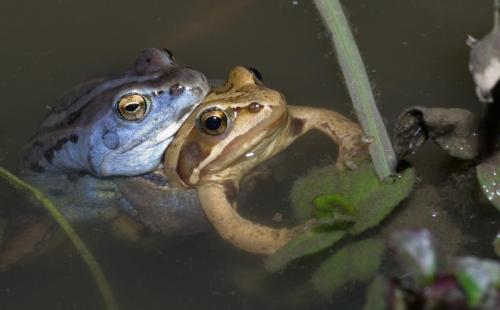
left=162, top=66, right=367, bottom=255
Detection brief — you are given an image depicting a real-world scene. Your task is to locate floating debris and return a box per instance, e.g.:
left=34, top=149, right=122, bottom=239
left=468, top=0, right=500, bottom=102
left=389, top=229, right=437, bottom=285
left=394, top=106, right=479, bottom=160
left=364, top=229, right=500, bottom=309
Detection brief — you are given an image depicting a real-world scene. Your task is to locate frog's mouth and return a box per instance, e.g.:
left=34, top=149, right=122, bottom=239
left=118, top=104, right=197, bottom=154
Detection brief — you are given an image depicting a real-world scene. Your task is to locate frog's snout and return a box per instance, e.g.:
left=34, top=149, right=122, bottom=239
left=190, top=86, right=204, bottom=98
left=176, top=105, right=195, bottom=122
left=182, top=68, right=210, bottom=97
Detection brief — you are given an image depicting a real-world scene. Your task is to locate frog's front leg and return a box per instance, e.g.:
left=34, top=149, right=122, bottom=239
left=197, top=181, right=292, bottom=255
left=285, top=106, right=368, bottom=169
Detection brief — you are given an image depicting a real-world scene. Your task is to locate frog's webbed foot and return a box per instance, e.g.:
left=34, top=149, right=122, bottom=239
left=336, top=134, right=371, bottom=170
left=0, top=213, right=60, bottom=271
left=286, top=106, right=369, bottom=170
left=395, top=106, right=479, bottom=160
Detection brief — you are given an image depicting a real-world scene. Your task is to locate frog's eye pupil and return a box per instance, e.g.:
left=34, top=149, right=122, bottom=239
left=199, top=108, right=228, bottom=135
left=205, top=116, right=222, bottom=130
left=125, top=103, right=140, bottom=112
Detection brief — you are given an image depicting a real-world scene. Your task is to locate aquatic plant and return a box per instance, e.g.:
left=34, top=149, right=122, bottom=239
left=477, top=152, right=500, bottom=210
left=0, top=167, right=118, bottom=310
left=364, top=229, right=500, bottom=309
left=264, top=160, right=414, bottom=294
left=314, top=0, right=397, bottom=180
left=262, top=1, right=417, bottom=293
left=392, top=0, right=500, bottom=212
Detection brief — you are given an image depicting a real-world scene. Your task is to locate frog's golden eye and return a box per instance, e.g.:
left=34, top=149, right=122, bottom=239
left=247, top=67, right=263, bottom=82
left=198, top=108, right=228, bottom=135
left=116, top=94, right=149, bottom=121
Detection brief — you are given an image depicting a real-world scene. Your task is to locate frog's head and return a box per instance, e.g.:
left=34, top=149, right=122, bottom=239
left=165, top=66, right=289, bottom=186
left=81, top=48, right=209, bottom=176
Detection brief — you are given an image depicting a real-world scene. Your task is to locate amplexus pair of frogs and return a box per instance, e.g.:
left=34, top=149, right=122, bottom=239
left=0, top=48, right=367, bottom=269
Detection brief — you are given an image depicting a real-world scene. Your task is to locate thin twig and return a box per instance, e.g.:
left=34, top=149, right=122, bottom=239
left=314, top=0, right=398, bottom=180
left=0, top=166, right=119, bottom=310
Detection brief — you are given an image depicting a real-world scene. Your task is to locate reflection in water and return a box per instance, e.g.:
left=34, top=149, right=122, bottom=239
left=0, top=0, right=498, bottom=309
left=166, top=0, right=255, bottom=48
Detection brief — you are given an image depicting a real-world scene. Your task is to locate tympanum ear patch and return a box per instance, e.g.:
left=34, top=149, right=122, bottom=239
left=102, top=130, right=120, bottom=150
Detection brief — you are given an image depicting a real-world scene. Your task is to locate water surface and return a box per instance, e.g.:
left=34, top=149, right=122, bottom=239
left=0, top=0, right=498, bottom=309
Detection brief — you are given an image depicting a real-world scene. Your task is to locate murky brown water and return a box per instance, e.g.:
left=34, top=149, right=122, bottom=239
left=0, top=0, right=498, bottom=309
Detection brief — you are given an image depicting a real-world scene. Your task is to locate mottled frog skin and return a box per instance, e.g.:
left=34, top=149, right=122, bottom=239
left=1, top=64, right=365, bottom=269
left=18, top=48, right=209, bottom=223
left=0, top=48, right=209, bottom=270
left=163, top=66, right=367, bottom=254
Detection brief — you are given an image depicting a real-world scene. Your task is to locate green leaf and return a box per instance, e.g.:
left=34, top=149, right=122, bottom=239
left=313, top=214, right=357, bottom=228
left=348, top=166, right=415, bottom=235
left=477, top=152, right=500, bottom=211
left=363, top=275, right=410, bottom=310
left=270, top=161, right=414, bottom=271
left=454, top=257, right=500, bottom=307
left=312, top=194, right=356, bottom=227
left=312, top=194, right=355, bottom=215
left=311, top=237, right=385, bottom=294
left=264, top=229, right=345, bottom=273
left=455, top=271, right=483, bottom=307
left=291, top=161, right=414, bottom=235
left=363, top=276, right=392, bottom=310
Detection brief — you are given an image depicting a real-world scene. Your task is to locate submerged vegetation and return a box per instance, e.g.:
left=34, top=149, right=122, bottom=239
left=264, top=160, right=414, bottom=294
left=364, top=229, right=500, bottom=309
left=260, top=0, right=500, bottom=304
left=0, top=167, right=118, bottom=310
left=257, top=0, right=417, bottom=296
left=313, top=0, right=398, bottom=180
left=0, top=0, right=499, bottom=309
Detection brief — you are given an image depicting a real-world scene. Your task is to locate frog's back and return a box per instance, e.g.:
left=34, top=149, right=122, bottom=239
left=19, top=77, right=108, bottom=173
left=19, top=48, right=210, bottom=179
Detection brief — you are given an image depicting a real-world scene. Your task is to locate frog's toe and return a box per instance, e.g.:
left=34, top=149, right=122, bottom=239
left=394, top=109, right=429, bottom=158
left=336, top=139, right=369, bottom=171
left=335, top=152, right=357, bottom=171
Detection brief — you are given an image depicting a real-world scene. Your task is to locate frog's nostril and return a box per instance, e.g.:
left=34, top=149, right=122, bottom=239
left=191, top=87, right=202, bottom=98
left=170, top=83, right=185, bottom=97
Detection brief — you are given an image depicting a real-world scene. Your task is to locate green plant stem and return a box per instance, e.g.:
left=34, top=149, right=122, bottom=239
left=0, top=166, right=118, bottom=310
left=314, top=0, right=398, bottom=180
